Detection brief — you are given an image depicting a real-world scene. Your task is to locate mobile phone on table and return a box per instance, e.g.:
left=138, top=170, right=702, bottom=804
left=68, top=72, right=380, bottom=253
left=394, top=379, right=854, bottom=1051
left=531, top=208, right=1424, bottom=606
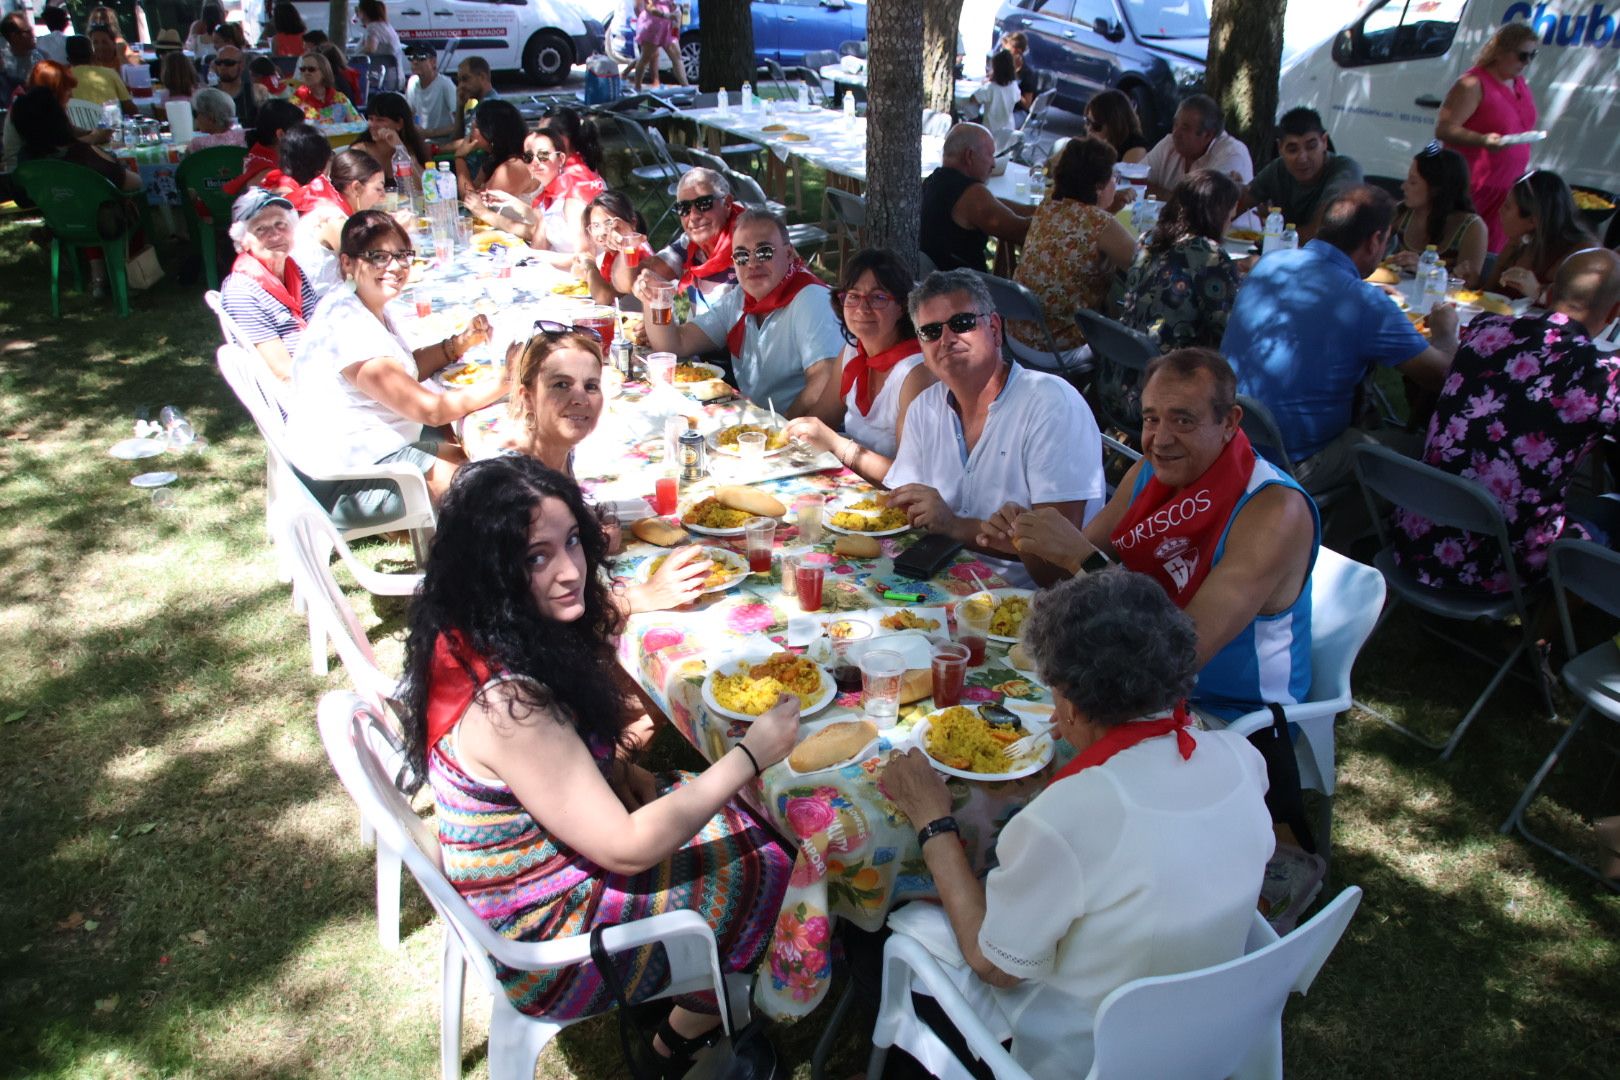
left=893, top=534, right=964, bottom=580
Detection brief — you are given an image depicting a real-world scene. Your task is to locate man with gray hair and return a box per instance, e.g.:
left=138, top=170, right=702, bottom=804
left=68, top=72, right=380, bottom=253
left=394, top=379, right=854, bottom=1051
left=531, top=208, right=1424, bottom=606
left=1141, top=94, right=1254, bottom=220
left=884, top=269, right=1103, bottom=583
left=920, top=121, right=1030, bottom=272
left=626, top=167, right=743, bottom=305
left=634, top=208, right=845, bottom=417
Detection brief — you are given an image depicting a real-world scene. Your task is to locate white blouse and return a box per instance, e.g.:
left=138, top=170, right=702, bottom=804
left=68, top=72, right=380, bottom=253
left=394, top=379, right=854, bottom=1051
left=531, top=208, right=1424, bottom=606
left=291, top=205, right=344, bottom=298
left=840, top=343, right=926, bottom=460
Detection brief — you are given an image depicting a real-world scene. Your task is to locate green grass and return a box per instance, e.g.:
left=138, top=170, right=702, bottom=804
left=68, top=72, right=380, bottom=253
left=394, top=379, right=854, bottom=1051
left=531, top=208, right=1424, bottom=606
left=0, top=212, right=1617, bottom=1079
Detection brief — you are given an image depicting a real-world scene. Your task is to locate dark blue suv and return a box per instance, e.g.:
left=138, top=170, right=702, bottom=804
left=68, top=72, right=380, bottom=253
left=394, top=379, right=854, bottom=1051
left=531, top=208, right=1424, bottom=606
left=994, top=0, right=1207, bottom=137
left=608, top=0, right=868, bottom=83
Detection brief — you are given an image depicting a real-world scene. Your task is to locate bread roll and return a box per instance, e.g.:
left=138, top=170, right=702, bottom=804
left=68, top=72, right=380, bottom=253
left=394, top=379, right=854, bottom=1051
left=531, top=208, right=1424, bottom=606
left=899, top=668, right=932, bottom=705
left=716, top=485, right=786, bottom=518
left=631, top=517, right=690, bottom=547
left=1368, top=266, right=1400, bottom=286
left=789, top=720, right=878, bottom=772
left=690, top=380, right=732, bottom=402
left=834, top=534, right=881, bottom=558
left=1008, top=642, right=1035, bottom=672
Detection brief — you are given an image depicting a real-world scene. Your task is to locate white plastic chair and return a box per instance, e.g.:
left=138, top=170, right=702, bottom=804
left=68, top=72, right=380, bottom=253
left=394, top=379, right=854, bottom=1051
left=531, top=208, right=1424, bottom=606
left=215, top=343, right=436, bottom=561
left=316, top=691, right=752, bottom=1080
left=867, top=887, right=1362, bottom=1080
left=206, top=291, right=292, bottom=416
left=1213, top=548, right=1387, bottom=848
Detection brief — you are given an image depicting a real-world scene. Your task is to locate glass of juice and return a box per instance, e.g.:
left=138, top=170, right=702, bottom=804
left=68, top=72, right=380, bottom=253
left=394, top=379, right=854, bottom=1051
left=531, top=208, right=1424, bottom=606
left=930, top=642, right=970, bottom=707
left=575, top=305, right=617, bottom=349
left=743, top=516, right=776, bottom=573
left=413, top=291, right=433, bottom=319
left=955, top=594, right=993, bottom=666
left=621, top=231, right=645, bottom=269
left=652, top=475, right=678, bottom=516
left=859, top=649, right=906, bottom=721
left=795, top=563, right=825, bottom=612
left=647, top=351, right=677, bottom=385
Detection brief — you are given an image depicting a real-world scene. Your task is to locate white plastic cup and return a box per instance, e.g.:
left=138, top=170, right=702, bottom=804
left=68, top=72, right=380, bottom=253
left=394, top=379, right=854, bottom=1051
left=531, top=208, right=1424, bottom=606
left=859, top=649, right=906, bottom=720
left=165, top=99, right=194, bottom=144
left=647, top=351, right=677, bottom=385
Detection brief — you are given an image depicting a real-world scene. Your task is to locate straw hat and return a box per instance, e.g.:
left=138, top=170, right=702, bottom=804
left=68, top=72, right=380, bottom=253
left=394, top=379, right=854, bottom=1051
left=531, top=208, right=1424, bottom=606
left=154, top=29, right=183, bottom=52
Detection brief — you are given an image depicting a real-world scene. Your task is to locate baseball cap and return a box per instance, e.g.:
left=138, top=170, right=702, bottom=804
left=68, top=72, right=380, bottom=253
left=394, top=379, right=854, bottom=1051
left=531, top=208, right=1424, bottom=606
left=231, top=188, right=294, bottom=225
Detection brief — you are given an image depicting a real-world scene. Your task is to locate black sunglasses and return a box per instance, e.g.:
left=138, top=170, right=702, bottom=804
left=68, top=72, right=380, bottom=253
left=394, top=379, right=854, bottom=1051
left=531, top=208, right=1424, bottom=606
left=358, top=248, right=415, bottom=267
left=213, top=59, right=240, bottom=67
left=532, top=319, right=603, bottom=343
left=1517, top=49, right=1537, bottom=62
left=730, top=244, right=777, bottom=266
left=916, top=311, right=991, bottom=342
left=674, top=194, right=718, bottom=217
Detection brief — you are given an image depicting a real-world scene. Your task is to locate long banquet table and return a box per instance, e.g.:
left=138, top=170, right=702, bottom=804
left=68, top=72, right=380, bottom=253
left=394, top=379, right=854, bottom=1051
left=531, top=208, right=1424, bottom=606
left=398, top=239, right=1073, bottom=1019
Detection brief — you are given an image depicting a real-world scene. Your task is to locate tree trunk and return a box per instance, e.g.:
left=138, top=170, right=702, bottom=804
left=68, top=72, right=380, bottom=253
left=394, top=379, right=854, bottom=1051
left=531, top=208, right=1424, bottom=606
left=1204, top=0, right=1287, bottom=166
left=696, top=0, right=755, bottom=94
left=921, top=0, right=964, bottom=114
left=328, top=0, right=349, bottom=50
left=864, top=0, right=925, bottom=273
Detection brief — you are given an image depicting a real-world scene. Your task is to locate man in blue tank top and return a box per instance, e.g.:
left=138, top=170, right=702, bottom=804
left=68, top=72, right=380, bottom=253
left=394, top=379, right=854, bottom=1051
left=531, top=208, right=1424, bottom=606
left=980, top=349, right=1320, bottom=720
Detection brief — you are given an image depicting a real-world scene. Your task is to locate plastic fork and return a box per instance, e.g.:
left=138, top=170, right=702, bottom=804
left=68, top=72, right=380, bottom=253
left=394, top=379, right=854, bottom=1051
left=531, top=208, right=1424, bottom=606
left=1002, top=728, right=1054, bottom=762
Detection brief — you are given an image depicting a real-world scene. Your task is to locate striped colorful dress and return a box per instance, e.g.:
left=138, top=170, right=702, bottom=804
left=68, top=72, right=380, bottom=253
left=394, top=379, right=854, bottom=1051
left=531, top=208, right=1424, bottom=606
left=429, top=673, right=791, bottom=1018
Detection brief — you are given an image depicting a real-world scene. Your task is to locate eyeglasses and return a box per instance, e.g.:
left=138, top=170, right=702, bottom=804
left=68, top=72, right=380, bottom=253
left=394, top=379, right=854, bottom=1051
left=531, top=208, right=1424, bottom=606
left=835, top=288, right=895, bottom=311
left=357, top=248, right=414, bottom=268
left=297, top=66, right=318, bottom=73
left=532, top=319, right=603, bottom=343
left=1517, top=49, right=1537, bottom=62
left=730, top=244, right=777, bottom=266
left=521, top=149, right=562, bottom=164
left=673, top=194, right=718, bottom=217
left=916, top=311, right=991, bottom=342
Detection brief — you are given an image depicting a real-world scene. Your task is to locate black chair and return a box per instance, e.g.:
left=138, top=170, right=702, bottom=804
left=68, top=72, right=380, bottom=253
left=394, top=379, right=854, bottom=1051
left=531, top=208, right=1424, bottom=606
left=972, top=271, right=1090, bottom=385
left=723, top=169, right=829, bottom=257
left=1235, top=394, right=1299, bottom=479
left=1352, top=442, right=1557, bottom=759
left=837, top=40, right=867, bottom=60
left=1074, top=308, right=1156, bottom=446
left=1499, top=539, right=1620, bottom=890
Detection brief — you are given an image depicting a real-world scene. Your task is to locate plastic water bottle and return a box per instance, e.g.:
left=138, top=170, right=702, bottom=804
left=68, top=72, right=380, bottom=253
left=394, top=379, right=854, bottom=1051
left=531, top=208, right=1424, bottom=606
left=797, top=80, right=809, bottom=110
left=1261, top=209, right=1284, bottom=255
left=1278, top=222, right=1299, bottom=252
left=740, top=81, right=754, bottom=112
left=843, top=89, right=856, bottom=121
left=1421, top=264, right=1449, bottom=314
left=392, top=144, right=420, bottom=218
left=430, top=162, right=457, bottom=263
left=716, top=86, right=729, bottom=114
left=1411, top=244, right=1440, bottom=306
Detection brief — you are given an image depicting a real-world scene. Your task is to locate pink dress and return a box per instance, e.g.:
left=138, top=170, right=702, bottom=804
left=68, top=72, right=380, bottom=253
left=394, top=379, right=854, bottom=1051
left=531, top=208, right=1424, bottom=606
left=1447, top=65, right=1537, bottom=254
left=635, top=0, right=680, bottom=48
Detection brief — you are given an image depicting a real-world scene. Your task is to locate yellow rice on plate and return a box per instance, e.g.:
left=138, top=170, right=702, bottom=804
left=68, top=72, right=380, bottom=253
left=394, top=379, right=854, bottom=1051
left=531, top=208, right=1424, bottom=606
left=682, top=497, right=752, bottom=530
left=990, top=596, right=1030, bottom=638
left=711, top=653, right=824, bottom=715
left=924, top=706, right=1028, bottom=774
left=830, top=507, right=909, bottom=532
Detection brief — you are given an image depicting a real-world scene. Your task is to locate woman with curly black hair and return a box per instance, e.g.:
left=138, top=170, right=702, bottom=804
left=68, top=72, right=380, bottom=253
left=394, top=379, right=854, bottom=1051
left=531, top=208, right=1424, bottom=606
left=397, top=456, right=795, bottom=1070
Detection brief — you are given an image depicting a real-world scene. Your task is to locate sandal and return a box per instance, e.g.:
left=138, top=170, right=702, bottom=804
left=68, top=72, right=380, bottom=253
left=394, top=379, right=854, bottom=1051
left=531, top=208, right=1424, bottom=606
left=653, top=1012, right=722, bottom=1079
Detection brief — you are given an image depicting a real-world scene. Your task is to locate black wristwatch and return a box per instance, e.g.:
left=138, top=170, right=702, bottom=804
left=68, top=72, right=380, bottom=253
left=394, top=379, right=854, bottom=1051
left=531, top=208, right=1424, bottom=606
left=916, top=816, right=960, bottom=849
left=1078, top=549, right=1112, bottom=576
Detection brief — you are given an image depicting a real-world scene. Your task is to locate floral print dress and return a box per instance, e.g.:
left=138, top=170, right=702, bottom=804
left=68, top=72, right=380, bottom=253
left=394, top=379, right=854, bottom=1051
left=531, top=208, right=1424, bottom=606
left=1118, top=236, right=1241, bottom=352
left=1010, top=199, right=1115, bottom=352
left=1392, top=311, right=1620, bottom=591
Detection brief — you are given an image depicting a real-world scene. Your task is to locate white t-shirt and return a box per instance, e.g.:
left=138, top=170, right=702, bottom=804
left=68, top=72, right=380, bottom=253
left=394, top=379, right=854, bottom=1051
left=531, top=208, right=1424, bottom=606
left=691, top=281, right=846, bottom=410
left=884, top=362, right=1104, bottom=523
left=289, top=287, right=425, bottom=470
left=891, top=726, right=1274, bottom=1080
left=406, top=72, right=457, bottom=134
left=291, top=205, right=344, bottom=298
left=973, top=81, right=1019, bottom=143
left=840, top=343, right=926, bottom=460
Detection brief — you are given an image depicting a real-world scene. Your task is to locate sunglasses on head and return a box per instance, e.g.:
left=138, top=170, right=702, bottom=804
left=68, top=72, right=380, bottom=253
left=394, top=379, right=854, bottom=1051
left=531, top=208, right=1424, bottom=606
left=916, top=311, right=990, bottom=342
left=532, top=319, right=603, bottom=343
left=358, top=248, right=414, bottom=268
left=730, top=244, right=777, bottom=266
left=674, top=193, right=718, bottom=217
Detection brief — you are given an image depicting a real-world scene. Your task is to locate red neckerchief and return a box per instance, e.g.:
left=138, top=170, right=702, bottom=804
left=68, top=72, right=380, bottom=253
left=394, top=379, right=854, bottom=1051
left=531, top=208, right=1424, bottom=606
left=678, top=201, right=744, bottom=291
left=840, top=338, right=922, bottom=416
left=562, top=155, right=605, bottom=202
left=230, top=251, right=308, bottom=328
left=1109, top=429, right=1257, bottom=603
left=254, top=72, right=286, bottom=96
left=725, top=262, right=824, bottom=358
left=424, top=631, right=495, bottom=752
left=294, top=82, right=339, bottom=113
left=257, top=170, right=352, bottom=216
left=1048, top=704, right=1196, bottom=787
left=223, top=142, right=278, bottom=196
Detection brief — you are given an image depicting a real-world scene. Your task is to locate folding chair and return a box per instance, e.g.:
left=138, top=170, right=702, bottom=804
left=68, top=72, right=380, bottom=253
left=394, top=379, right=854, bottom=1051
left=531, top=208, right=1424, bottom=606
left=724, top=169, right=829, bottom=257
left=317, top=691, right=753, bottom=1080
left=867, top=889, right=1362, bottom=1080
left=600, top=113, right=687, bottom=239
left=1236, top=394, right=1354, bottom=515
left=1074, top=307, right=1156, bottom=448
left=1019, top=87, right=1057, bottom=142
left=803, top=49, right=839, bottom=96
left=823, top=186, right=866, bottom=276
left=921, top=109, right=953, bottom=138
left=1352, top=442, right=1557, bottom=759
left=1500, top=539, right=1620, bottom=891
left=837, top=40, right=867, bottom=60
left=753, top=59, right=791, bottom=100
left=971, top=270, right=1089, bottom=383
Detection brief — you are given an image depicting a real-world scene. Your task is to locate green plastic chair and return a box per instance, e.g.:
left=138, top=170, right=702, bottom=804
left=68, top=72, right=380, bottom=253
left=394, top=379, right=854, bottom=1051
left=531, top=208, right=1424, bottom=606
left=177, top=145, right=250, bottom=290
left=14, top=158, right=137, bottom=317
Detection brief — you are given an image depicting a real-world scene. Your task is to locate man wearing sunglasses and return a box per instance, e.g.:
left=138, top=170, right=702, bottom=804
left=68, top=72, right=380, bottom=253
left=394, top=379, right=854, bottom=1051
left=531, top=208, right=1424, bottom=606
left=629, top=168, right=743, bottom=304
left=920, top=122, right=1030, bottom=274
left=405, top=44, right=457, bottom=141
left=883, top=270, right=1103, bottom=585
left=210, top=45, right=261, bottom=127
left=634, top=209, right=844, bottom=419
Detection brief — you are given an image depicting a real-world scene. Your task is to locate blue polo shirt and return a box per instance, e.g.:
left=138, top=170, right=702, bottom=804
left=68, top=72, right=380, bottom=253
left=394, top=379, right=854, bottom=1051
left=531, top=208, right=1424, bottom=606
left=1221, top=239, right=1428, bottom=461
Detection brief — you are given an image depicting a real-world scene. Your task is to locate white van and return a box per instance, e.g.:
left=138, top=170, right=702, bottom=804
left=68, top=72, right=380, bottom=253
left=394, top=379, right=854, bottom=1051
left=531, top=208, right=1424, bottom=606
left=291, top=0, right=604, bottom=86
left=1279, top=0, right=1619, bottom=195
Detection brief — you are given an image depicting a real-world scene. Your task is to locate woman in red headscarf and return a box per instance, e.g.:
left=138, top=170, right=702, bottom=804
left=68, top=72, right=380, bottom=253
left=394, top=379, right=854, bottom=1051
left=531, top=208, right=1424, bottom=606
left=784, top=249, right=934, bottom=485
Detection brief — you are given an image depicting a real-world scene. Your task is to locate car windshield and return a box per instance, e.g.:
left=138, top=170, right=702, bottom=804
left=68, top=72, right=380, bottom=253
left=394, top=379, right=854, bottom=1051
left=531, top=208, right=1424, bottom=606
left=1120, top=0, right=1210, bottom=39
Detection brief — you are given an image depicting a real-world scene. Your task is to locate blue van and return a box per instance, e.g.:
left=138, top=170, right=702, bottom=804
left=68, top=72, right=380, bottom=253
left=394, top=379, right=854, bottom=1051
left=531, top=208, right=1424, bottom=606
left=608, top=0, right=869, bottom=83
left=993, top=0, right=1208, bottom=136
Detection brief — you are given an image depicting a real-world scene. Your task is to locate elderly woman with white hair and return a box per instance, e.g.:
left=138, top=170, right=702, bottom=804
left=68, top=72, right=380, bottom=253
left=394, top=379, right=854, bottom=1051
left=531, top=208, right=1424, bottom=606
left=880, top=569, right=1274, bottom=1080
left=219, top=188, right=316, bottom=381
left=187, top=87, right=246, bottom=152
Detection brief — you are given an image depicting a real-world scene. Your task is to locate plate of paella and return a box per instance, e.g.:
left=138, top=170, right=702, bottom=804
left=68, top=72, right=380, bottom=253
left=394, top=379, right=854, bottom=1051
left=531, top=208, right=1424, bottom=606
left=702, top=650, right=836, bottom=722
left=637, top=546, right=749, bottom=595
left=825, top=494, right=912, bottom=537
left=913, top=704, right=1054, bottom=781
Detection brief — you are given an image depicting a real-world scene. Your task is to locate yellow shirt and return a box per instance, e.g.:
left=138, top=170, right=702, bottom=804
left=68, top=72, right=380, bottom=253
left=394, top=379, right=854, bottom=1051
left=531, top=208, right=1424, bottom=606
left=70, top=64, right=132, bottom=106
